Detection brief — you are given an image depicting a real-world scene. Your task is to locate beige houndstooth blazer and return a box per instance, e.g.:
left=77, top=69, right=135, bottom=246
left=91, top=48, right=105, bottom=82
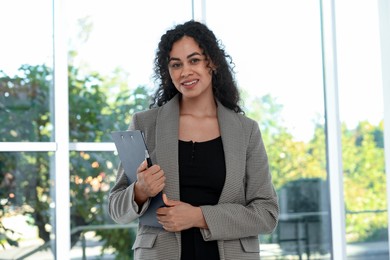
left=108, top=94, right=279, bottom=260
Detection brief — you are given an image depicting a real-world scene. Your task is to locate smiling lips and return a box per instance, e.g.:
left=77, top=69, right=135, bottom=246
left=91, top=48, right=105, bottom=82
left=181, top=79, right=198, bottom=88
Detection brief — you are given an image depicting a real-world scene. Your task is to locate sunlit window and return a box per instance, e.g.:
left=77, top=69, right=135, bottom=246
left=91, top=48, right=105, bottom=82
left=0, top=0, right=388, bottom=259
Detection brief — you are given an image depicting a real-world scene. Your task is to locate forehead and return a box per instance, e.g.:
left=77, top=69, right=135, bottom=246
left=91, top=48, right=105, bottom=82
left=169, top=36, right=203, bottom=58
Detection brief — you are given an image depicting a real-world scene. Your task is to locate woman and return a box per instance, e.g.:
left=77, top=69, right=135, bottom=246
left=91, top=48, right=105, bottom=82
left=108, top=20, right=279, bottom=260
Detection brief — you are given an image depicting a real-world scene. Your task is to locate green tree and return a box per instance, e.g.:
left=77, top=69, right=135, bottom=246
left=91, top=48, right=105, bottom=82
left=342, top=121, right=387, bottom=242
left=0, top=65, right=52, bottom=248
left=0, top=64, right=148, bottom=259
left=67, top=64, right=148, bottom=259
left=243, top=93, right=327, bottom=190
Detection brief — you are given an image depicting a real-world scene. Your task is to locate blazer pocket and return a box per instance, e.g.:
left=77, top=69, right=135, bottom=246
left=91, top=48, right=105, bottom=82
left=239, top=236, right=260, bottom=253
left=132, top=233, right=158, bottom=250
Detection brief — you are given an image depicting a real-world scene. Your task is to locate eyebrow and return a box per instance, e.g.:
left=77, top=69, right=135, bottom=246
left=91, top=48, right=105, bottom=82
left=168, top=52, right=203, bottom=62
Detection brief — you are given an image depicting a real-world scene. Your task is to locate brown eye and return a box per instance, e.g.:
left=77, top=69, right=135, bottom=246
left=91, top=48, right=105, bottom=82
left=190, top=58, right=201, bottom=64
left=169, top=62, right=182, bottom=69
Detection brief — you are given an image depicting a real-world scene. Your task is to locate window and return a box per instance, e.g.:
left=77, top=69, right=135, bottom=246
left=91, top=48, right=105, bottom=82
left=0, top=0, right=389, bottom=259
left=206, top=1, right=331, bottom=258
left=335, top=0, right=388, bottom=258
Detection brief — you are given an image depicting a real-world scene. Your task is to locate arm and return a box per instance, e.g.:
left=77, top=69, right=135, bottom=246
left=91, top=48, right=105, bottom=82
left=107, top=164, right=152, bottom=224
left=108, top=112, right=165, bottom=224
left=156, top=194, right=208, bottom=231
left=199, top=121, right=279, bottom=241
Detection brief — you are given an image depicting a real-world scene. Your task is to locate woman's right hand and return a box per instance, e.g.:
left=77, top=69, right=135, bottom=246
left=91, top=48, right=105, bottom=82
left=134, top=160, right=166, bottom=206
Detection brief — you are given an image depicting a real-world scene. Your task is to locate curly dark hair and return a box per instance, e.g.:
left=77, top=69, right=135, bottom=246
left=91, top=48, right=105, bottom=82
left=150, top=20, right=243, bottom=113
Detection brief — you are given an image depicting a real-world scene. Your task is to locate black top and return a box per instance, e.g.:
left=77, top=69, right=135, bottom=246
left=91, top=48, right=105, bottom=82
left=179, top=136, right=226, bottom=260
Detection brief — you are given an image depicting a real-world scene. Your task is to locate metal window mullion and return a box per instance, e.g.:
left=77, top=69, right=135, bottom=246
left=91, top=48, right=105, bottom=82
left=320, top=0, right=347, bottom=259
left=377, top=0, right=390, bottom=258
left=69, top=142, right=116, bottom=151
left=53, top=0, right=70, bottom=258
left=0, top=142, right=57, bottom=151
left=191, top=0, right=206, bottom=23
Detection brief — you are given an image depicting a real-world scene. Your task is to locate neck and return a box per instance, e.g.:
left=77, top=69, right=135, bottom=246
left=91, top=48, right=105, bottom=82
left=180, top=95, right=217, bottom=117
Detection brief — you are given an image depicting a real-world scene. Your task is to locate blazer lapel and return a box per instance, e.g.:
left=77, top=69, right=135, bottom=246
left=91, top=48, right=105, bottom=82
left=155, top=97, right=245, bottom=204
left=217, top=102, right=245, bottom=203
left=155, top=95, right=181, bottom=201
left=155, top=95, right=182, bottom=247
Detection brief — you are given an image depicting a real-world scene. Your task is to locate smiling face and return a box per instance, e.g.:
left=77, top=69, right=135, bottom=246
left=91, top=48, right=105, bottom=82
left=168, top=36, right=214, bottom=101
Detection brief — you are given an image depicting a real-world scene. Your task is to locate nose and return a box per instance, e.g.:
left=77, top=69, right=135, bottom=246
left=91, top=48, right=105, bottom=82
left=180, top=63, right=193, bottom=78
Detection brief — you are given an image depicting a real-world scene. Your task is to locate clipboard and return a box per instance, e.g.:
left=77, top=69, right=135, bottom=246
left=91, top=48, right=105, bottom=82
left=111, top=130, right=164, bottom=228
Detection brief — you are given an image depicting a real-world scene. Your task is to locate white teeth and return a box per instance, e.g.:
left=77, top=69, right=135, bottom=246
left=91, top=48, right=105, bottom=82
left=183, top=80, right=197, bottom=86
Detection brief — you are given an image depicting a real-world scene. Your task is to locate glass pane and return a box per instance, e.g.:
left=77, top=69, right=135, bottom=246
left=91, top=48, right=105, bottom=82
left=335, top=0, right=389, bottom=258
left=0, top=0, right=54, bottom=142
left=0, top=152, right=55, bottom=259
left=69, top=151, right=137, bottom=259
left=66, top=0, right=192, bottom=142
left=206, top=0, right=331, bottom=259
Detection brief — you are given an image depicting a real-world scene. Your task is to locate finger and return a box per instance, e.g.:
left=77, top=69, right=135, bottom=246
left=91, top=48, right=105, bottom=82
left=137, top=160, right=147, bottom=173
left=156, top=207, right=167, bottom=215
left=148, top=165, right=162, bottom=176
left=149, top=183, right=164, bottom=198
left=152, top=173, right=165, bottom=185
left=163, top=193, right=179, bottom=207
left=162, top=193, right=169, bottom=205
left=163, top=225, right=172, bottom=232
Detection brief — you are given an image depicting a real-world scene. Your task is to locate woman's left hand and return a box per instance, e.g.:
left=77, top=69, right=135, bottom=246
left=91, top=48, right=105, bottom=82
left=156, top=194, right=207, bottom=232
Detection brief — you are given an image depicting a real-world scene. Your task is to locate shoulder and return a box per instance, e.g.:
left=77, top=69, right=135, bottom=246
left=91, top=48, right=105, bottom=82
left=133, top=96, right=179, bottom=122
left=131, top=95, right=180, bottom=130
left=236, top=112, right=258, bottom=128
left=219, top=103, right=258, bottom=132
left=235, top=113, right=262, bottom=144
left=131, top=107, right=160, bottom=130
left=133, top=107, right=159, bottom=120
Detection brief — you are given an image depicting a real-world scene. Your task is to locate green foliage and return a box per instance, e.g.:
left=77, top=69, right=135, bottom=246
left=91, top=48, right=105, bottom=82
left=0, top=65, right=53, bottom=249
left=66, top=65, right=148, bottom=255
left=97, top=228, right=136, bottom=260
left=0, top=65, right=52, bottom=142
left=342, top=121, right=387, bottom=242
left=244, top=93, right=327, bottom=190
left=0, top=64, right=149, bottom=257
left=245, top=94, right=387, bottom=243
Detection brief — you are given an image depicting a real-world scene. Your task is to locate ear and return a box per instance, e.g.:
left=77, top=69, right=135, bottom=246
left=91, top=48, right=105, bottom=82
left=211, top=66, right=218, bottom=76
left=210, top=61, right=217, bottom=71
left=209, top=61, right=217, bottom=74
left=205, top=55, right=217, bottom=75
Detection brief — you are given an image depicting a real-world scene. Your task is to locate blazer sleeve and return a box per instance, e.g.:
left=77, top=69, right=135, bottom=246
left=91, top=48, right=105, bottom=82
left=200, top=120, right=279, bottom=241
left=107, top=113, right=152, bottom=224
